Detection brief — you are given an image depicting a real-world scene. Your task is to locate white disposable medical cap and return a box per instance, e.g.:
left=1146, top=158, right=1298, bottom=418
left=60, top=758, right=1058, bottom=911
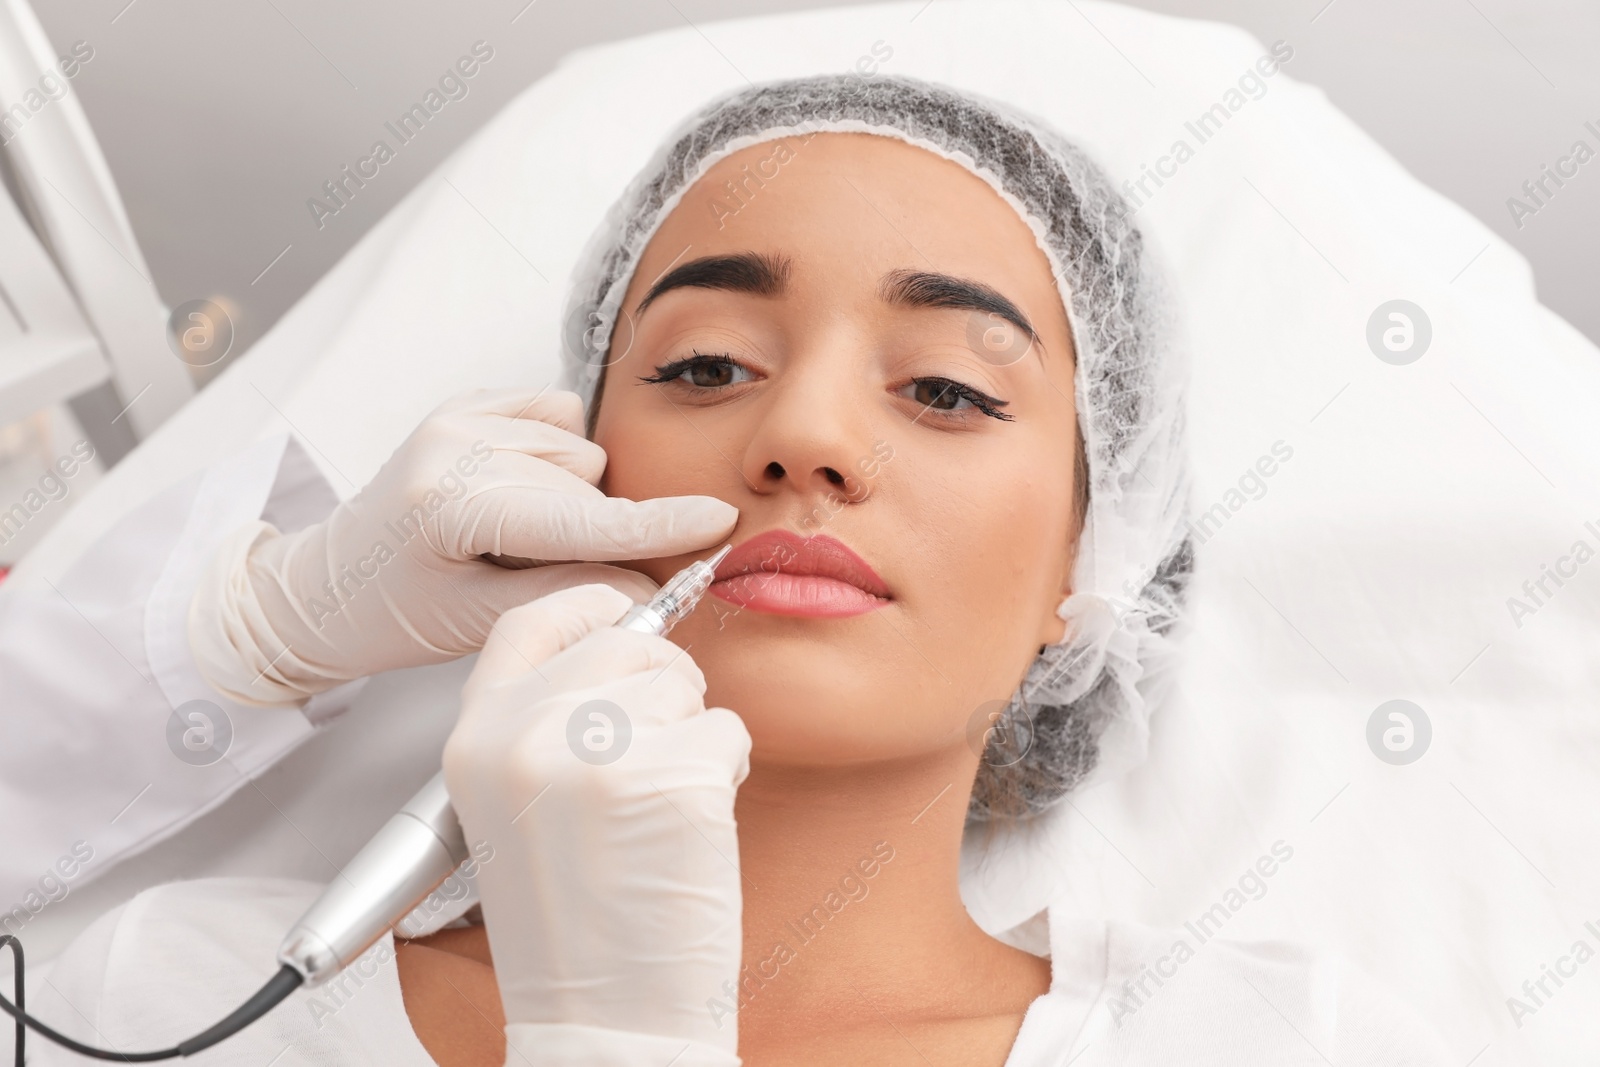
left=558, top=73, right=1193, bottom=821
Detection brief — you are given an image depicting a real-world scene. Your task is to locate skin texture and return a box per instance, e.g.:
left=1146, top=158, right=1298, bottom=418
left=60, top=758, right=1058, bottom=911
left=398, top=131, right=1083, bottom=1066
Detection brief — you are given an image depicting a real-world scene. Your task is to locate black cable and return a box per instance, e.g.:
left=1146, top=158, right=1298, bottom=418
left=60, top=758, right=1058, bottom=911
left=0, top=935, right=302, bottom=1062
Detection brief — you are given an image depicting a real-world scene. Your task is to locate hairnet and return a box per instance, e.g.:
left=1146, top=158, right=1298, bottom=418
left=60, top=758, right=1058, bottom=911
left=558, top=73, right=1193, bottom=821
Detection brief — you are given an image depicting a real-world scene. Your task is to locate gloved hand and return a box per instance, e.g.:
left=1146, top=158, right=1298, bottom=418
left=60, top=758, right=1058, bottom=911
left=443, top=584, right=750, bottom=1067
left=187, top=387, right=737, bottom=705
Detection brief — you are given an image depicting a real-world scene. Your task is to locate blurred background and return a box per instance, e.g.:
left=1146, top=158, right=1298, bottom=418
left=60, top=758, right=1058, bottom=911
left=28, top=0, right=1598, bottom=358
left=1, top=0, right=1597, bottom=563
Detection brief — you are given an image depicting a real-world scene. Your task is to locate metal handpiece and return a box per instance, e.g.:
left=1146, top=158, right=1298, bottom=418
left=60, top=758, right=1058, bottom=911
left=275, top=543, right=732, bottom=986
left=278, top=773, right=467, bottom=986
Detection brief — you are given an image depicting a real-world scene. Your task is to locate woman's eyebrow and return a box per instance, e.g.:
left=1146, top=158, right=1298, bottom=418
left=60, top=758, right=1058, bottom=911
left=637, top=252, right=792, bottom=312
left=634, top=258, right=1040, bottom=344
left=879, top=268, right=1040, bottom=343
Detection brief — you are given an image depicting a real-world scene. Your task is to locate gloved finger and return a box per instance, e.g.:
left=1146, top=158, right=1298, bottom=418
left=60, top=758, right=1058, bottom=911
left=433, top=385, right=585, bottom=433
left=464, top=584, right=635, bottom=707
left=409, top=561, right=658, bottom=663
left=465, top=449, right=607, bottom=508
left=461, top=654, right=705, bottom=765
left=638, top=705, right=752, bottom=788
left=453, top=561, right=659, bottom=632
left=459, top=413, right=607, bottom=487
left=550, top=666, right=708, bottom=743
left=491, top=559, right=659, bottom=602
left=454, top=668, right=709, bottom=817
left=711, top=707, right=755, bottom=790
left=464, top=488, right=738, bottom=562
left=705, top=707, right=754, bottom=789
left=531, top=626, right=707, bottom=705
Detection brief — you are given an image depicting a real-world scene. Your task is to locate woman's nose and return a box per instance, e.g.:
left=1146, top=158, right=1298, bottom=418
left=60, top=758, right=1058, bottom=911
left=739, top=361, right=878, bottom=507
left=758, top=458, right=865, bottom=501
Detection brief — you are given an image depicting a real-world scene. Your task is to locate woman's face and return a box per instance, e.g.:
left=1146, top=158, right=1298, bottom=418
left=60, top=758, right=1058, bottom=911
left=592, top=132, right=1080, bottom=773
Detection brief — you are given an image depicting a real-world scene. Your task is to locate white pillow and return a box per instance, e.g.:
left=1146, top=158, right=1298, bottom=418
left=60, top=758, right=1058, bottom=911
left=16, top=3, right=1597, bottom=1060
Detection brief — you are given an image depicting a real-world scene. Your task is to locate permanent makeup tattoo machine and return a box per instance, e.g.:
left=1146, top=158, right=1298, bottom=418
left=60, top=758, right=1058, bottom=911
left=0, top=546, right=730, bottom=1062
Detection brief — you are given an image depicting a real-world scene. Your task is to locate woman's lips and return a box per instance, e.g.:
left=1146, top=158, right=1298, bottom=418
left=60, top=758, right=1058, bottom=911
left=713, top=572, right=887, bottom=617
left=710, top=529, right=890, bottom=618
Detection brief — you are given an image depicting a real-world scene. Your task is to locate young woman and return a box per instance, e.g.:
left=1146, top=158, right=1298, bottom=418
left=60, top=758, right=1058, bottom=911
left=33, top=75, right=1452, bottom=1067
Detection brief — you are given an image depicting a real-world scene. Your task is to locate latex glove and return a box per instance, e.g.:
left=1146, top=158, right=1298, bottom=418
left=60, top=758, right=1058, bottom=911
left=188, top=387, right=737, bottom=705
left=443, top=584, right=750, bottom=1067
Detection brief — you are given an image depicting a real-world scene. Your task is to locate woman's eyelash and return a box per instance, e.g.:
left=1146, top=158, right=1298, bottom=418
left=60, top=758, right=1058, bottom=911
left=908, top=377, right=1015, bottom=421
left=636, top=351, right=745, bottom=388
left=638, top=354, right=1013, bottom=422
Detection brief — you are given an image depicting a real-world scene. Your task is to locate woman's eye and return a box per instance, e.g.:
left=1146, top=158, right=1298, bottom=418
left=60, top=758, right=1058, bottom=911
left=637, top=353, right=753, bottom=390
left=639, top=358, right=1010, bottom=422
left=901, top=377, right=1014, bottom=421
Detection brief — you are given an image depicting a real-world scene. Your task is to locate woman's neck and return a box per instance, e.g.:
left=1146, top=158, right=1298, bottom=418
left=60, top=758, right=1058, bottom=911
left=394, top=749, right=1052, bottom=1066
left=726, top=753, right=1048, bottom=1032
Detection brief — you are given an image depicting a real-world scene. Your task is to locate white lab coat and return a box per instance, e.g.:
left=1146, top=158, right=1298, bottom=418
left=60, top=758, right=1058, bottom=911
left=0, top=434, right=385, bottom=960
left=29, top=876, right=1458, bottom=1066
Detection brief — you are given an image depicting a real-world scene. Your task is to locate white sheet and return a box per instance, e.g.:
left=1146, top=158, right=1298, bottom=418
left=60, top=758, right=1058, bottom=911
left=29, top=876, right=1459, bottom=1065
left=12, top=2, right=1599, bottom=1061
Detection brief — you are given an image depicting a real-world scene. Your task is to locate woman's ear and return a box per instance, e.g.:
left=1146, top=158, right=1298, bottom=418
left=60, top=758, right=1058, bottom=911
left=1037, top=609, right=1068, bottom=647
left=1040, top=468, right=1082, bottom=648
left=1036, top=573, right=1070, bottom=648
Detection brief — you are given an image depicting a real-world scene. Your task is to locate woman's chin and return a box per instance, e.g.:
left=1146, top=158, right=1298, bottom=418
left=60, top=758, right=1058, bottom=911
left=701, top=678, right=943, bottom=772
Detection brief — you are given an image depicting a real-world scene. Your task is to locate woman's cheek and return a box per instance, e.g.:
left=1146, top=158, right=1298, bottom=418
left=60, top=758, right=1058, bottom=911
left=935, top=470, right=1062, bottom=669
left=597, top=405, right=689, bottom=497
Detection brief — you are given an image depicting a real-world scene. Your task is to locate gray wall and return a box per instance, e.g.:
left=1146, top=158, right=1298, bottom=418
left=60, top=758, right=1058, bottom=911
left=27, top=0, right=1600, bottom=373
